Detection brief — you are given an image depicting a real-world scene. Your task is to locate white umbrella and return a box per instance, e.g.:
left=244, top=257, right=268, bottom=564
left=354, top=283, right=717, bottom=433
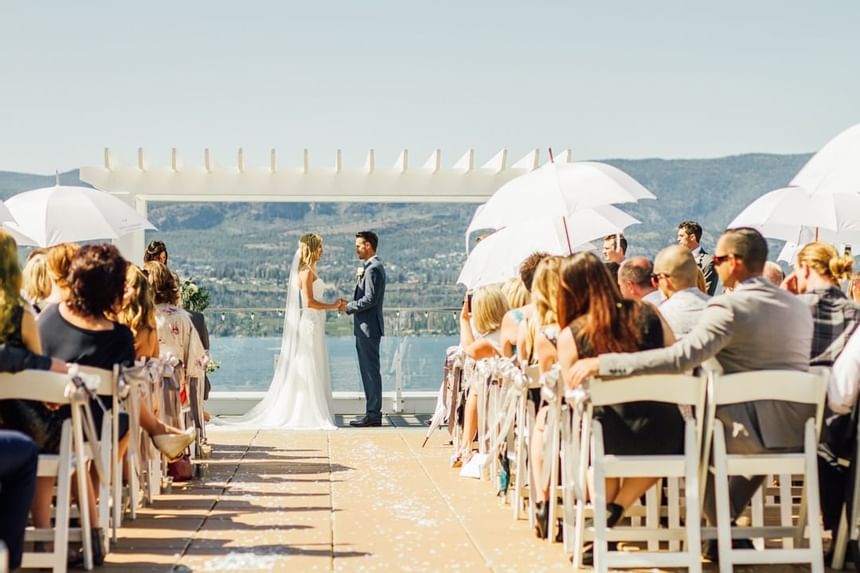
left=466, top=161, right=655, bottom=240
left=728, top=186, right=860, bottom=245
left=3, top=186, right=156, bottom=247
left=0, top=200, right=15, bottom=224
left=791, top=123, right=860, bottom=196
left=458, top=205, right=639, bottom=289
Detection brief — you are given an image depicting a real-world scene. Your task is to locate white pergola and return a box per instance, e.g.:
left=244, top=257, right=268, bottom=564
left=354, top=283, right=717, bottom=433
left=80, top=147, right=569, bottom=263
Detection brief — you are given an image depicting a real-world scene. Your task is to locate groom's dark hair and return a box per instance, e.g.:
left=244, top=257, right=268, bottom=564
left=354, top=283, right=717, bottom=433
left=356, top=231, right=379, bottom=251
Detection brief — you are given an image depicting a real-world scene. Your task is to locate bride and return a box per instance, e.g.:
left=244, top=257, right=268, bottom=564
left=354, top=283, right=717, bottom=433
left=220, top=233, right=344, bottom=429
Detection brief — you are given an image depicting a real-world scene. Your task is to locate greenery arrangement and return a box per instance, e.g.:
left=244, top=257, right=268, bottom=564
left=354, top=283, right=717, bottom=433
left=180, top=277, right=210, bottom=313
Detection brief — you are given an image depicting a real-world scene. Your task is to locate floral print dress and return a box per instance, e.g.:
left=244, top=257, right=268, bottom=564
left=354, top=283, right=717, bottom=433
left=155, top=303, right=208, bottom=407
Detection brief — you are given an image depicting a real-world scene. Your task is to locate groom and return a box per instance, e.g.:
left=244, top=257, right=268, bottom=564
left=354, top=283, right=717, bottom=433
left=339, top=231, right=387, bottom=427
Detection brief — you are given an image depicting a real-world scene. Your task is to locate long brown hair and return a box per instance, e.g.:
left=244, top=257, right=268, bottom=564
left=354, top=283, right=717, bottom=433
left=0, top=231, right=22, bottom=342
left=557, top=252, right=644, bottom=354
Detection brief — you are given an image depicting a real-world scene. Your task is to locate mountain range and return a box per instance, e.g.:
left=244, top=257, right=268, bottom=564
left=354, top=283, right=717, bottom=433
left=0, top=152, right=812, bottom=335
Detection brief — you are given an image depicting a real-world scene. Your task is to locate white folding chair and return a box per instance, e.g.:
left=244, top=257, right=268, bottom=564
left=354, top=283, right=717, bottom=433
left=571, top=374, right=707, bottom=572
left=831, top=409, right=860, bottom=570
left=511, top=364, right=539, bottom=522
left=76, top=365, right=122, bottom=545
left=0, top=370, right=95, bottom=573
left=702, top=369, right=828, bottom=572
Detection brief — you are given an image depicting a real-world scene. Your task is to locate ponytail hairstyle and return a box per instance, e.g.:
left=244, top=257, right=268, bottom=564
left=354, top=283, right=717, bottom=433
left=797, top=242, right=854, bottom=282
left=298, top=233, right=323, bottom=270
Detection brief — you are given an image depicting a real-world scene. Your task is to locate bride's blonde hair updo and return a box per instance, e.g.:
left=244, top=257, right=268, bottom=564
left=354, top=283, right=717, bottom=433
left=299, top=233, right=323, bottom=269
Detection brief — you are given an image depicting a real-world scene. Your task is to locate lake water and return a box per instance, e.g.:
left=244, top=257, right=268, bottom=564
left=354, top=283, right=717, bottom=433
left=208, top=335, right=458, bottom=393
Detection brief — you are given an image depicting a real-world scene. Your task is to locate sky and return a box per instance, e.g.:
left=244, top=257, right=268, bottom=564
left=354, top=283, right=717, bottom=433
left=1, top=1, right=858, bottom=174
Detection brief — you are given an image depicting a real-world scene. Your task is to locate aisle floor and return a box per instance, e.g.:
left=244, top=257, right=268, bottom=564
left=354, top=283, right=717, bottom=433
left=96, top=417, right=813, bottom=572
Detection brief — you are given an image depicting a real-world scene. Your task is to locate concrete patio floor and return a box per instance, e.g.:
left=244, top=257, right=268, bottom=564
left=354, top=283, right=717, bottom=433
left=94, top=416, right=818, bottom=573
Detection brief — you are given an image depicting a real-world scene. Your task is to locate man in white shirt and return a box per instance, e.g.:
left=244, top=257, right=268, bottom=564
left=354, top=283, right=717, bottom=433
left=652, top=245, right=711, bottom=337
left=618, top=257, right=664, bottom=306
left=828, top=327, right=860, bottom=415
left=678, top=221, right=717, bottom=296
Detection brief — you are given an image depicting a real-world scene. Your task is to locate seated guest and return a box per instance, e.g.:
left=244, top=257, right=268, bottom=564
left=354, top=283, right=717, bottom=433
left=116, top=265, right=160, bottom=359
left=144, top=262, right=207, bottom=412
left=21, top=249, right=51, bottom=312
left=499, top=277, right=529, bottom=358
left=602, top=234, right=627, bottom=264
left=0, top=231, right=74, bottom=543
left=557, top=252, right=680, bottom=538
left=566, top=228, right=814, bottom=551
left=0, top=430, right=38, bottom=571
left=677, top=220, right=717, bottom=295
left=113, top=264, right=195, bottom=457
left=144, top=239, right=169, bottom=265
left=39, top=244, right=136, bottom=565
left=498, top=253, right=548, bottom=357
left=763, top=261, right=785, bottom=286
left=618, top=257, right=664, bottom=306
left=44, top=242, right=80, bottom=306
left=828, top=327, right=860, bottom=414
left=515, top=256, right=563, bottom=538
left=782, top=242, right=858, bottom=535
left=784, top=242, right=857, bottom=366
left=652, top=245, right=710, bottom=338
left=455, top=285, right=509, bottom=464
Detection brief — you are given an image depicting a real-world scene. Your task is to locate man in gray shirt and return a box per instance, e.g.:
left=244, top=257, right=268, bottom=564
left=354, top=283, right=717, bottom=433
left=567, top=228, right=814, bottom=529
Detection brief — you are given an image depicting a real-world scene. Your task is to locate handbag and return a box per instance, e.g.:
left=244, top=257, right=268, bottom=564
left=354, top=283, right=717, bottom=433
left=167, top=454, right=193, bottom=482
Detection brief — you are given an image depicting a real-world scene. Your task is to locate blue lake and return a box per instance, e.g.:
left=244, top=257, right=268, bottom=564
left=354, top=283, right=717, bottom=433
left=208, top=335, right=458, bottom=393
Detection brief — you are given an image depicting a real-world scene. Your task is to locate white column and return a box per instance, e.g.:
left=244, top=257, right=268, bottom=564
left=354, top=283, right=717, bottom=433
left=111, top=195, right=148, bottom=265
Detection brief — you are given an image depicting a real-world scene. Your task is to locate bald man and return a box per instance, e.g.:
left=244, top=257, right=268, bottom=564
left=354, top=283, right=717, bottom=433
left=763, top=261, right=785, bottom=286
left=652, top=245, right=711, bottom=337
left=618, top=257, right=664, bottom=306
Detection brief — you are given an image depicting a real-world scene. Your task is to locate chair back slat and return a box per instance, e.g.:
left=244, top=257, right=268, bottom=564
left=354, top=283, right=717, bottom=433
left=588, top=374, right=705, bottom=408
left=711, top=368, right=828, bottom=406
left=0, top=371, right=72, bottom=403
left=77, top=365, right=118, bottom=396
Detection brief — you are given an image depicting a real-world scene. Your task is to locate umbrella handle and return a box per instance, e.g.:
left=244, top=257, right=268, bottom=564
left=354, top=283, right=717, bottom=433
left=562, top=216, right=573, bottom=255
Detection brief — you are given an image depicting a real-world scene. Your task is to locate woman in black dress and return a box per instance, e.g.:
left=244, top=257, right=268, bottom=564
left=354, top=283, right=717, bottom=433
left=557, top=252, right=680, bottom=527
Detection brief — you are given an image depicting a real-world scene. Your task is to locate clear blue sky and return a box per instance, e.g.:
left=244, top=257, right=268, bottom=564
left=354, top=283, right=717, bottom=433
left=1, top=0, right=858, bottom=174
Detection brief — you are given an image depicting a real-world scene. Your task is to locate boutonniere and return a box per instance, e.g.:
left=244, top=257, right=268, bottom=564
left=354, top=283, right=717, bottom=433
left=356, top=266, right=365, bottom=280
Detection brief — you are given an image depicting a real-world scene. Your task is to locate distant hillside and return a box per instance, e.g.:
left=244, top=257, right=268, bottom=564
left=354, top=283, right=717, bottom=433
left=0, top=153, right=811, bottom=335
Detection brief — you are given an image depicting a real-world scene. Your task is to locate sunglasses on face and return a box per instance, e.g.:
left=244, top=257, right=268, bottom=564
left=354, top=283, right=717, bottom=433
left=713, top=253, right=740, bottom=266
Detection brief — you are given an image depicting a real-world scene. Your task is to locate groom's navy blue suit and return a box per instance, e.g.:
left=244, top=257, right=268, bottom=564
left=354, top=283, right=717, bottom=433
left=345, top=256, right=386, bottom=420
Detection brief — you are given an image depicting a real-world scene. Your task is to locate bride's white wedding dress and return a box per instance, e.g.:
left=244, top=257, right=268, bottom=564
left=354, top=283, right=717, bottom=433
left=215, top=249, right=337, bottom=430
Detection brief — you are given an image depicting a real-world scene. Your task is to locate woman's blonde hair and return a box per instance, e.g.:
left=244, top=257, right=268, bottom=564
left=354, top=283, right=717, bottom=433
left=299, top=233, right=323, bottom=270
left=0, top=231, right=22, bottom=342
left=522, top=256, right=562, bottom=362
left=144, top=261, right=180, bottom=305
left=472, top=285, right=509, bottom=335
left=501, top=278, right=529, bottom=309
left=22, top=252, right=51, bottom=305
left=115, top=265, right=157, bottom=336
left=46, top=242, right=80, bottom=298
left=797, top=242, right=854, bottom=282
